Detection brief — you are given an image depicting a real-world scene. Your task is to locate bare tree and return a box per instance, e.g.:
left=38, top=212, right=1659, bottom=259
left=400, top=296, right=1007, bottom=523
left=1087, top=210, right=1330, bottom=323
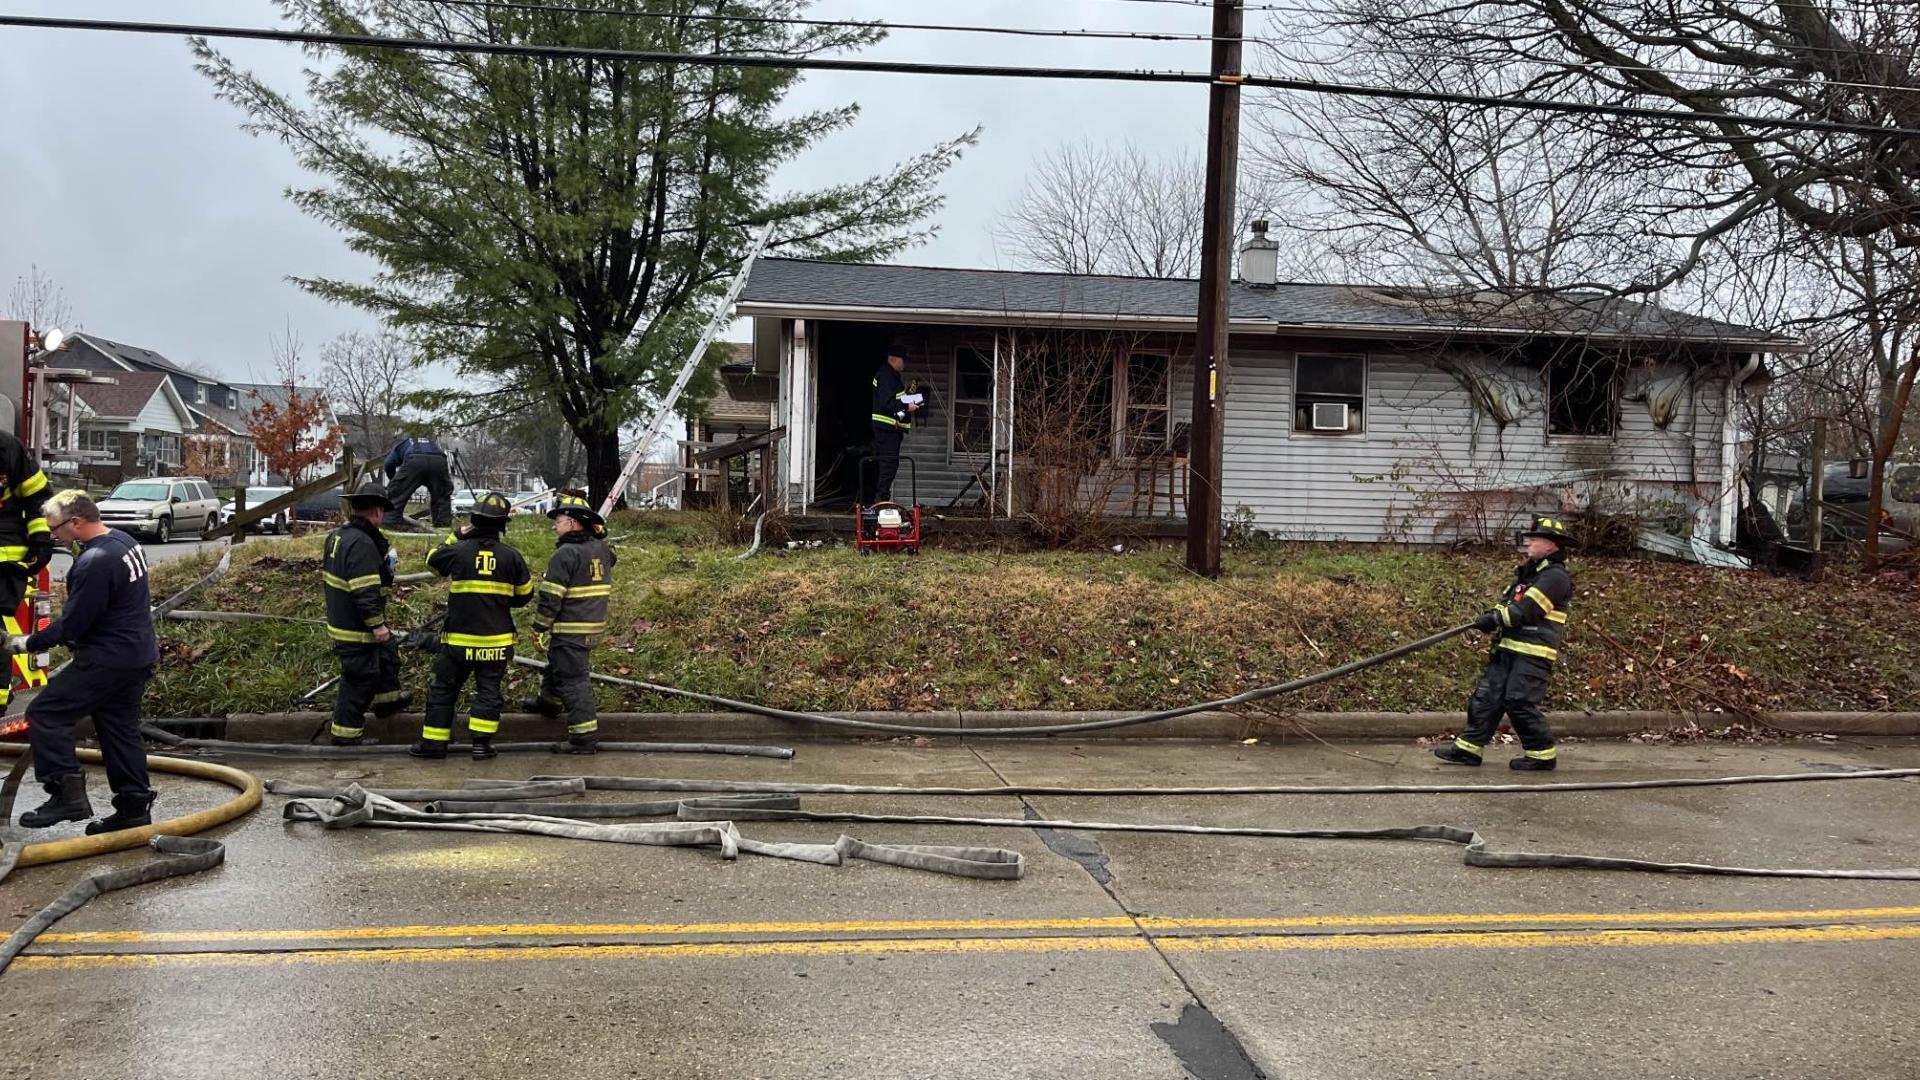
left=996, top=142, right=1282, bottom=279
left=321, top=329, right=412, bottom=458
left=5, top=265, right=79, bottom=331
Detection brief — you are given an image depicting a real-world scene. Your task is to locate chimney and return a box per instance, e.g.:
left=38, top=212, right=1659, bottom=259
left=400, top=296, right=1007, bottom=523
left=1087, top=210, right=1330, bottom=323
left=1240, top=219, right=1279, bottom=288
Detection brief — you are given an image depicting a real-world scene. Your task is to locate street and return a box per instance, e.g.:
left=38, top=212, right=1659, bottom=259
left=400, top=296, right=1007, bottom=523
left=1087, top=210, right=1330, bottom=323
left=48, top=534, right=230, bottom=583
left=4, top=738, right=1918, bottom=1079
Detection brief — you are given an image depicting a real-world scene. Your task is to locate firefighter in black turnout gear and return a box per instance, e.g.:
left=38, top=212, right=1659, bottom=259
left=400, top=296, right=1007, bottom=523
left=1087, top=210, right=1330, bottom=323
left=323, top=481, right=410, bottom=744
left=522, top=494, right=615, bottom=753
left=1436, top=516, right=1574, bottom=771
left=0, top=431, right=54, bottom=717
left=384, top=432, right=455, bottom=527
left=867, top=347, right=920, bottom=503
left=415, top=492, right=531, bottom=760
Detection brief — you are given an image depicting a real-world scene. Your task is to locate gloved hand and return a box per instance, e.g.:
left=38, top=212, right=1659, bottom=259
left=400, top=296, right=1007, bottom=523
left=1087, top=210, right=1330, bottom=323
left=371, top=625, right=393, bottom=644
left=385, top=548, right=400, bottom=572
left=24, top=536, right=54, bottom=575
left=1472, top=610, right=1500, bottom=634
left=4, top=634, right=30, bottom=655
left=533, top=630, right=548, bottom=652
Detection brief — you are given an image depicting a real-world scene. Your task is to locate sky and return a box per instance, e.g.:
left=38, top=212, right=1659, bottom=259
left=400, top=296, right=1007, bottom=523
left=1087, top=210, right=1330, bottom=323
left=0, top=0, right=1218, bottom=385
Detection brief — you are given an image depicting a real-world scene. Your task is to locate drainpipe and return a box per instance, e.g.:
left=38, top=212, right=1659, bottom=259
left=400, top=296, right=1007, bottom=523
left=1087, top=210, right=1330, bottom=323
left=1718, top=353, right=1764, bottom=546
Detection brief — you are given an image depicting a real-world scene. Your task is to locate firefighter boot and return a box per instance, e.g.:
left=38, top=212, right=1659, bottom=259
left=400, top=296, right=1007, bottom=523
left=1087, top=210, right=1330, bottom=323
left=86, top=791, right=156, bottom=835
left=408, top=739, right=449, bottom=760
left=19, top=774, right=92, bottom=828
left=1510, top=754, right=1558, bottom=772
left=470, top=735, right=497, bottom=761
left=1432, top=743, right=1482, bottom=767
left=520, top=696, right=563, bottom=718
left=563, top=733, right=600, bottom=755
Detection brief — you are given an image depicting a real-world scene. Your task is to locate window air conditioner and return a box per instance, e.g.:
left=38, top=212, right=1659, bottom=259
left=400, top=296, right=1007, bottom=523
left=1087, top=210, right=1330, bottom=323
left=1311, top=402, right=1350, bottom=432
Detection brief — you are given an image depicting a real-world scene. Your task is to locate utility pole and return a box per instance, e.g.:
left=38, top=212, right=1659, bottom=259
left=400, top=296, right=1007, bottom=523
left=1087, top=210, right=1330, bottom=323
left=1185, top=0, right=1243, bottom=578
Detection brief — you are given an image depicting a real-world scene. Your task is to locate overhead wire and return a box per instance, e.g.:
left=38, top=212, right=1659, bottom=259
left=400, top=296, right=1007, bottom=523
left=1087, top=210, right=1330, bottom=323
left=4, top=13, right=1918, bottom=139
left=426, top=0, right=1224, bottom=42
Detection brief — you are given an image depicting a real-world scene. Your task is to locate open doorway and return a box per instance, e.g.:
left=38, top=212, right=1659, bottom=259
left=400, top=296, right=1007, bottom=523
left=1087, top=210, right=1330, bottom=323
left=812, top=320, right=912, bottom=509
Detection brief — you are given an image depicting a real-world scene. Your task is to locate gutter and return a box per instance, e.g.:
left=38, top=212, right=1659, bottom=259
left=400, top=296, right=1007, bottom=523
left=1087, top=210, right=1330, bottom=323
left=1719, top=353, right=1765, bottom=545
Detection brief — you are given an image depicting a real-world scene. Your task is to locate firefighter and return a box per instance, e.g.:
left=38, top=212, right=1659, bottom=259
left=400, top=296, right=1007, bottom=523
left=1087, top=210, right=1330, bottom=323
left=323, top=480, right=410, bottom=745
left=521, top=493, right=615, bottom=753
left=1435, top=515, right=1575, bottom=771
left=414, top=491, right=532, bottom=760
left=0, top=430, right=54, bottom=717
left=384, top=431, right=455, bottom=527
left=867, top=346, right=920, bottom=503
left=8, top=491, right=157, bottom=833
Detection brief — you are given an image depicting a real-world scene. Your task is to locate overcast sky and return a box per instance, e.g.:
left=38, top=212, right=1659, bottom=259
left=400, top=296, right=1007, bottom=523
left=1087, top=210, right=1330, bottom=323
left=0, top=0, right=1216, bottom=384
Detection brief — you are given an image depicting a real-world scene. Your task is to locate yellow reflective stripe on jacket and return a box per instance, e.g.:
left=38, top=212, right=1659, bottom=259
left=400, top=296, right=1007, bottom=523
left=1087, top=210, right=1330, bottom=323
left=0, top=545, right=27, bottom=563
left=1497, top=605, right=1512, bottom=627
left=1545, top=610, right=1569, bottom=624
left=514, top=578, right=535, bottom=597
left=449, top=580, right=516, bottom=596
left=537, top=580, right=568, bottom=596
left=12, top=470, right=47, bottom=498
left=322, top=571, right=385, bottom=592
left=552, top=621, right=607, bottom=635
left=563, top=584, right=611, bottom=598
left=444, top=631, right=513, bottom=648
left=871, top=413, right=908, bottom=428
left=25, top=516, right=48, bottom=537
left=327, top=626, right=377, bottom=643
left=1524, top=586, right=1556, bottom=614
left=1497, top=639, right=1560, bottom=662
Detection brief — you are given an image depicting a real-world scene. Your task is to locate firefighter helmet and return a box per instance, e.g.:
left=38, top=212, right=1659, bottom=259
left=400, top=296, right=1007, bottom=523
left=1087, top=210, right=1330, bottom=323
left=1521, top=514, right=1574, bottom=546
left=547, top=493, right=604, bottom=529
left=343, top=479, right=395, bottom=512
left=470, top=491, right=514, bottom=521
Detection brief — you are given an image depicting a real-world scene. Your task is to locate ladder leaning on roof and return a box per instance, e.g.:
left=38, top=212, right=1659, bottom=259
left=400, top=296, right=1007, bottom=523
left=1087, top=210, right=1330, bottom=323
left=598, top=224, right=774, bottom=518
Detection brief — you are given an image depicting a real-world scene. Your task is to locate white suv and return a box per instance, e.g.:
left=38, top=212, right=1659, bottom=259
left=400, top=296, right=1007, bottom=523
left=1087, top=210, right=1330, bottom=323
left=97, top=476, right=223, bottom=543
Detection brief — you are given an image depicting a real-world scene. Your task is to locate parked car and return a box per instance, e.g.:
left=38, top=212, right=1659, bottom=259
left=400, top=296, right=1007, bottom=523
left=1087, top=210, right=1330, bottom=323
left=451, top=488, right=481, bottom=515
left=294, top=485, right=346, bottom=525
left=96, top=476, right=222, bottom=544
left=214, top=486, right=295, bottom=534
left=1786, top=460, right=1920, bottom=549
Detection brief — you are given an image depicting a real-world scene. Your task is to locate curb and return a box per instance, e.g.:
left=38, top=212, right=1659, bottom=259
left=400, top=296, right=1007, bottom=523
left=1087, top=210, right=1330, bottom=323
left=165, top=710, right=1920, bottom=744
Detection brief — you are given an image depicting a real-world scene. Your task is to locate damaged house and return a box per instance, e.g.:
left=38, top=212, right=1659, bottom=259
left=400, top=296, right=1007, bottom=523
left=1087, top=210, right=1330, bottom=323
left=737, top=229, right=1796, bottom=547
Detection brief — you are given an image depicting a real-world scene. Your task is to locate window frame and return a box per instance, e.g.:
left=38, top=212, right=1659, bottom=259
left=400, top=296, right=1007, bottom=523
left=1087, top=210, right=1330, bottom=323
left=1289, top=352, right=1369, bottom=438
left=1544, top=350, right=1622, bottom=441
left=1117, top=352, right=1175, bottom=458
left=947, top=345, right=996, bottom=461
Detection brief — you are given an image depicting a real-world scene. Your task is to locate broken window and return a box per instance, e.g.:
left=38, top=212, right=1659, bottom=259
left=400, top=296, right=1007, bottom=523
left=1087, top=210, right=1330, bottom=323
left=1546, top=349, right=1619, bottom=437
left=1122, top=353, right=1171, bottom=456
left=1293, top=354, right=1365, bottom=435
left=950, top=347, right=993, bottom=456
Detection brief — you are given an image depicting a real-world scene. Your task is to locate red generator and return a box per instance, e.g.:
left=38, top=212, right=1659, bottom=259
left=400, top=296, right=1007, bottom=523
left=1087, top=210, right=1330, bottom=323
left=0, top=320, right=64, bottom=733
left=854, top=455, right=923, bottom=556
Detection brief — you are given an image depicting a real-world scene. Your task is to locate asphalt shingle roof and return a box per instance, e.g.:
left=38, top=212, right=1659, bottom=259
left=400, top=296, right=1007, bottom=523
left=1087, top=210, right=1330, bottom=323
left=72, top=371, right=170, bottom=420
left=740, top=259, right=1792, bottom=346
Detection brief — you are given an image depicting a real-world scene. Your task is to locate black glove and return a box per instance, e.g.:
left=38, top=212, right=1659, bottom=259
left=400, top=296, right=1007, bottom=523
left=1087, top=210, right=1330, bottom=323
left=1472, top=610, right=1500, bottom=634
left=24, top=536, right=54, bottom=575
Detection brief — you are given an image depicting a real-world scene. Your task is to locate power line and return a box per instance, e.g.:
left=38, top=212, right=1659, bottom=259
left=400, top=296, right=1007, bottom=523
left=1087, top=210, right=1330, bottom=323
left=426, top=0, right=1223, bottom=43
left=4, top=13, right=1917, bottom=139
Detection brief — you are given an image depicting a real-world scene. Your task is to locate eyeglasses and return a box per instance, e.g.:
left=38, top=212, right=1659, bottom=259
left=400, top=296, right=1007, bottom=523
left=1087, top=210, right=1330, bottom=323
left=45, top=517, right=71, bottom=535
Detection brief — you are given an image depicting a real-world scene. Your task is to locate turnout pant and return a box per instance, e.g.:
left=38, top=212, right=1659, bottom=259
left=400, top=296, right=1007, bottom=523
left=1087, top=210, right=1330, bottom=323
left=422, top=645, right=507, bottom=742
left=869, top=425, right=904, bottom=503
left=331, top=640, right=404, bottom=739
left=537, top=636, right=598, bottom=736
left=0, top=574, right=45, bottom=715
left=1455, top=649, right=1558, bottom=761
left=388, top=453, right=454, bottom=527
left=27, top=658, right=154, bottom=796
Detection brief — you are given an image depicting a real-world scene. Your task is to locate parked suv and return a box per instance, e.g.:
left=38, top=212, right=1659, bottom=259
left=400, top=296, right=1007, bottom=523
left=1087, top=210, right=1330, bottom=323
left=97, top=476, right=222, bottom=543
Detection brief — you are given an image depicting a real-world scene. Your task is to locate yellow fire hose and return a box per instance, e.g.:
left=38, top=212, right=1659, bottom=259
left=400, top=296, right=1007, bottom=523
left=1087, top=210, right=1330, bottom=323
left=0, top=745, right=261, bottom=869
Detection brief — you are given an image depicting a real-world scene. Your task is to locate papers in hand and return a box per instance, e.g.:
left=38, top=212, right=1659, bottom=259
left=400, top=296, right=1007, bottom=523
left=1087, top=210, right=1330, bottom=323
left=900, top=393, right=925, bottom=406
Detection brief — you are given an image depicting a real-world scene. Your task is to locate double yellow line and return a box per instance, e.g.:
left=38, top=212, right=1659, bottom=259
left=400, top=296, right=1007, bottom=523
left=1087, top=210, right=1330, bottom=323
left=17, top=905, right=1920, bottom=972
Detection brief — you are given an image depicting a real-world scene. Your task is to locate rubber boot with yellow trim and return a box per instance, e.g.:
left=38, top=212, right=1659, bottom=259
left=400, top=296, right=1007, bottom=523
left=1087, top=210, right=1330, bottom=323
left=1510, top=748, right=1558, bottom=771
left=1432, top=739, right=1483, bottom=767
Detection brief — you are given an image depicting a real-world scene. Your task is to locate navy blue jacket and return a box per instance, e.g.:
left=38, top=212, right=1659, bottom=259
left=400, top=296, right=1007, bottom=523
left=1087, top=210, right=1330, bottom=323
left=27, top=528, right=159, bottom=668
left=384, top=436, right=446, bottom=478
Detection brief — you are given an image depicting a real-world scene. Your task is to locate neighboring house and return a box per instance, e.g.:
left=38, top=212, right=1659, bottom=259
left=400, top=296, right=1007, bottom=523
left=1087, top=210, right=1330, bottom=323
left=62, top=371, right=200, bottom=487
left=54, top=333, right=261, bottom=485
left=686, top=341, right=778, bottom=502
left=338, top=412, right=405, bottom=469
left=737, top=242, right=1798, bottom=546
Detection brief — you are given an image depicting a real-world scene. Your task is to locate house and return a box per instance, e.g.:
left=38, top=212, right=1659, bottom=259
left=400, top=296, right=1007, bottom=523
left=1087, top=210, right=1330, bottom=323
left=229, top=381, right=343, bottom=484
left=54, top=333, right=261, bottom=485
left=737, top=240, right=1798, bottom=545
left=685, top=341, right=778, bottom=504
left=60, top=371, right=200, bottom=487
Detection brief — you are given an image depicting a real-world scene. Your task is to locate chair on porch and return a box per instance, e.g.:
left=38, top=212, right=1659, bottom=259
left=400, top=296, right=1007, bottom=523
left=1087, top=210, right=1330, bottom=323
left=1129, top=422, right=1189, bottom=519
